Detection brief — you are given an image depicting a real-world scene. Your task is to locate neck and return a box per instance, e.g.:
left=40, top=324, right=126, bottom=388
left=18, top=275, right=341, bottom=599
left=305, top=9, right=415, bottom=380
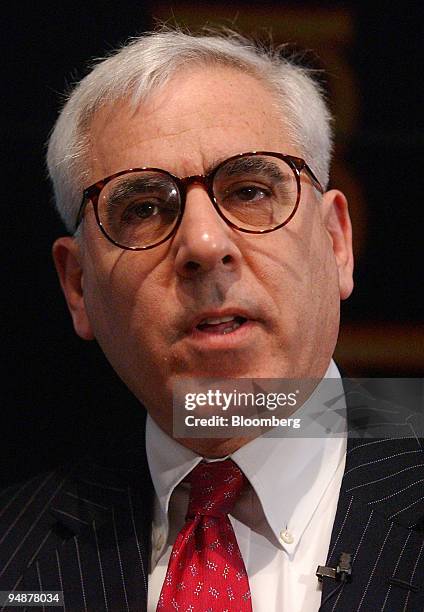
left=176, top=435, right=255, bottom=458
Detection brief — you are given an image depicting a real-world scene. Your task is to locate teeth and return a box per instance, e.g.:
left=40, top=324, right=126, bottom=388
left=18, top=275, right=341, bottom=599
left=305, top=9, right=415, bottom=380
left=223, top=320, right=242, bottom=334
left=200, top=315, right=236, bottom=325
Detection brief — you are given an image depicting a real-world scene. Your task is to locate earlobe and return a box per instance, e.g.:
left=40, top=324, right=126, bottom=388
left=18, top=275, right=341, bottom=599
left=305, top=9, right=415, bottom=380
left=322, top=189, right=354, bottom=300
left=52, top=237, right=94, bottom=340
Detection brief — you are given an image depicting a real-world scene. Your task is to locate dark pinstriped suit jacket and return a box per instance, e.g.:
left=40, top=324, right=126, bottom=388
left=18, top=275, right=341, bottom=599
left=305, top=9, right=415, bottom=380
left=1, top=392, right=424, bottom=611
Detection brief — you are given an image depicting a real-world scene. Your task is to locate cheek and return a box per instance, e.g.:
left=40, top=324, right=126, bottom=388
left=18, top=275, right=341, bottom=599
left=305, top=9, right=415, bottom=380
left=81, top=235, right=159, bottom=326
left=303, top=223, right=340, bottom=313
left=267, top=216, right=334, bottom=296
left=81, top=265, right=175, bottom=408
left=267, top=219, right=339, bottom=334
left=82, top=253, right=172, bottom=361
left=303, top=227, right=341, bottom=357
left=297, top=202, right=338, bottom=285
left=83, top=277, right=131, bottom=358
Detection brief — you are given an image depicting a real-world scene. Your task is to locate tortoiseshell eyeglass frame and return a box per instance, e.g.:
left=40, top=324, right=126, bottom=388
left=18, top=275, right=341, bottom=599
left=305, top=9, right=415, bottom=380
left=75, top=151, right=324, bottom=251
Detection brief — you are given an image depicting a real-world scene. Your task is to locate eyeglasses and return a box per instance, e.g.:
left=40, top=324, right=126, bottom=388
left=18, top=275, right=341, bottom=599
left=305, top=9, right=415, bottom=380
left=75, top=151, right=323, bottom=251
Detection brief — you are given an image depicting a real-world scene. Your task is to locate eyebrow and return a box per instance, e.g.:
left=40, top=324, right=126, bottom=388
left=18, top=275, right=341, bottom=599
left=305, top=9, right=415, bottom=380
left=106, top=176, right=177, bottom=208
left=212, top=156, right=286, bottom=181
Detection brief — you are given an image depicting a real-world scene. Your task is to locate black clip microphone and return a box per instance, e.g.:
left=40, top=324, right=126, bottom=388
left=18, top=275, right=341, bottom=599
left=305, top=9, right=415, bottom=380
left=316, top=552, right=352, bottom=583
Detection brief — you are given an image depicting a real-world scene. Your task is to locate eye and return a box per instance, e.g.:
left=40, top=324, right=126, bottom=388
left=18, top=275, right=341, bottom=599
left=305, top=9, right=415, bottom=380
left=223, top=183, right=273, bottom=205
left=233, top=185, right=271, bottom=202
left=124, top=202, right=159, bottom=220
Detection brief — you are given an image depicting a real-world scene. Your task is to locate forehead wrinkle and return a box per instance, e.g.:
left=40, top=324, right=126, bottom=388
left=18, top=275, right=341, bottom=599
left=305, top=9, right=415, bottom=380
left=92, top=92, right=268, bottom=143
left=92, top=98, right=248, bottom=149
left=87, top=71, right=295, bottom=185
left=90, top=120, right=246, bottom=179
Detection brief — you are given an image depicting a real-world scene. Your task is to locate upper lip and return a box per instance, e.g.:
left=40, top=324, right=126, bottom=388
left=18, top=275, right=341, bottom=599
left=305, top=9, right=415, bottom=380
left=189, top=308, right=254, bottom=331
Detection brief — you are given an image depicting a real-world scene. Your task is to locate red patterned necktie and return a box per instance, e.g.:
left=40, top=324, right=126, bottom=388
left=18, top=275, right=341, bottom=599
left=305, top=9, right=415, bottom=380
left=157, top=459, right=253, bottom=611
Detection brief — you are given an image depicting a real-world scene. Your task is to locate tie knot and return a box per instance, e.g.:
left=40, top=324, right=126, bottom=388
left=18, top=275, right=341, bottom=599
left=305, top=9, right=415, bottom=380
left=187, top=459, right=246, bottom=518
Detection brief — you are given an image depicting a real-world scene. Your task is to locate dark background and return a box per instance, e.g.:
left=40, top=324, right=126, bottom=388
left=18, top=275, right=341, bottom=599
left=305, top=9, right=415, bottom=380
left=2, top=2, right=423, bottom=485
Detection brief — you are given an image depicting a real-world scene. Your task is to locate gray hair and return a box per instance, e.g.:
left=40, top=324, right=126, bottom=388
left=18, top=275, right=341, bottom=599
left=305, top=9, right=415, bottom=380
left=47, top=28, right=333, bottom=233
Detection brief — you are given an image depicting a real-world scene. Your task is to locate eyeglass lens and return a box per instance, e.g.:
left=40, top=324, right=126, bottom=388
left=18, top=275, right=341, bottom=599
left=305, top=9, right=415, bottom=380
left=96, top=155, right=298, bottom=248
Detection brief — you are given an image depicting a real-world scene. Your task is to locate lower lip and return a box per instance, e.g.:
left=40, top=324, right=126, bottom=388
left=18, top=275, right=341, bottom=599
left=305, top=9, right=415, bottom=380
left=186, top=320, right=257, bottom=349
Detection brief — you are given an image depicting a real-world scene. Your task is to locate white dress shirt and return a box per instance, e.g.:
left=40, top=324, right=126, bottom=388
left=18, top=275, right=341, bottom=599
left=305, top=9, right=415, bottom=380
left=146, top=361, right=347, bottom=611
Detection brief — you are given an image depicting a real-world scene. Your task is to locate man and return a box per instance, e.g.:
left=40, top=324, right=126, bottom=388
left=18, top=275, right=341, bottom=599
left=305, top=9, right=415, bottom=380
left=1, top=29, right=423, bottom=612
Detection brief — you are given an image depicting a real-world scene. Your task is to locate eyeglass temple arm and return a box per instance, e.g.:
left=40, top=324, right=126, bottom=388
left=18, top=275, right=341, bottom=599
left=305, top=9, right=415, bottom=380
left=290, top=156, right=324, bottom=194
left=303, top=165, right=324, bottom=194
left=74, top=195, right=89, bottom=233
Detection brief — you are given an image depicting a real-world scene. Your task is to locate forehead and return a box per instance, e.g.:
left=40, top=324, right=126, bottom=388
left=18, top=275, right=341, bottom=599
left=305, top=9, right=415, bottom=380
left=88, top=65, right=299, bottom=182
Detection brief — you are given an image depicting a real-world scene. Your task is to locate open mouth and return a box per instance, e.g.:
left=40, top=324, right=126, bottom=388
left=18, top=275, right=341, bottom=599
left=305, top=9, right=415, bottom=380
left=196, top=315, right=248, bottom=335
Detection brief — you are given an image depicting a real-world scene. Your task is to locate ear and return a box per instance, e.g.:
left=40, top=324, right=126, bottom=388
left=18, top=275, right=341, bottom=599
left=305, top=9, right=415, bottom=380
left=321, top=189, right=354, bottom=300
left=52, top=237, right=94, bottom=340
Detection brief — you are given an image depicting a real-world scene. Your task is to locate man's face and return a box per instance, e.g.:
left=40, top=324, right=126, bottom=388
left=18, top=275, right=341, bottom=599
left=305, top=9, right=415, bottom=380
left=54, top=65, right=353, bottom=440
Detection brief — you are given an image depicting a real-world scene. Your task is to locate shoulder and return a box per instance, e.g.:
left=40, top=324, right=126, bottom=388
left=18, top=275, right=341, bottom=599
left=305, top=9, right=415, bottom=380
left=0, top=442, right=153, bottom=591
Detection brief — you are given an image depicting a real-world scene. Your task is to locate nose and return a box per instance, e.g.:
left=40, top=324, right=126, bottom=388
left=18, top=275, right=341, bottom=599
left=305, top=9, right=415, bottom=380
left=173, top=185, right=242, bottom=279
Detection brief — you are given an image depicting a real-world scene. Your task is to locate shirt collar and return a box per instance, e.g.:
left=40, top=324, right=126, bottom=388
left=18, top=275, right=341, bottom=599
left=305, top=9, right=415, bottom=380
left=232, top=360, right=346, bottom=553
left=146, top=416, right=200, bottom=532
left=146, top=359, right=346, bottom=553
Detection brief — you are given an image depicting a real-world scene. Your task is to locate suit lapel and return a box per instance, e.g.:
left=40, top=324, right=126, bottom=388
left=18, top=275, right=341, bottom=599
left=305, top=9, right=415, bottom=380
left=320, top=382, right=424, bottom=611
left=3, top=385, right=423, bottom=611
left=1, top=423, right=153, bottom=612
